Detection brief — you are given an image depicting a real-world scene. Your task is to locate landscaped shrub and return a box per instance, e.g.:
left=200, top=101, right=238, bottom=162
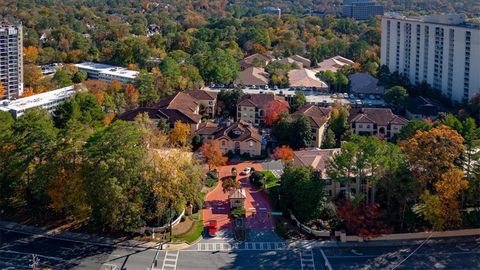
left=205, top=177, right=218, bottom=188
left=207, top=169, right=218, bottom=180
left=231, top=207, right=246, bottom=218
left=249, top=171, right=264, bottom=188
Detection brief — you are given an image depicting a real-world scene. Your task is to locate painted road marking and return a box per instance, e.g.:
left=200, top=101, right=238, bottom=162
left=194, top=242, right=290, bottom=252
left=162, top=250, right=179, bottom=270
left=300, top=249, right=315, bottom=270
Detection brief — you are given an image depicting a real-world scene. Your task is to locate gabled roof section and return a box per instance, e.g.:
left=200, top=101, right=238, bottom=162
left=213, top=120, right=262, bottom=142
left=315, top=55, right=354, bottom=72
left=292, top=105, right=332, bottom=128
left=237, top=93, right=277, bottom=109
left=349, top=108, right=408, bottom=126
left=228, top=188, right=246, bottom=199
left=293, top=148, right=340, bottom=179
left=288, top=69, right=328, bottom=88
left=184, top=90, right=217, bottom=101
left=349, top=73, right=385, bottom=95
left=235, top=67, right=269, bottom=86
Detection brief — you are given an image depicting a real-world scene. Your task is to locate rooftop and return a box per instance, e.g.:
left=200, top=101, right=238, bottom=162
left=75, top=62, right=139, bottom=79
left=383, top=13, right=480, bottom=29
left=293, top=148, right=340, bottom=179
left=288, top=69, right=328, bottom=88
left=0, top=86, right=77, bottom=112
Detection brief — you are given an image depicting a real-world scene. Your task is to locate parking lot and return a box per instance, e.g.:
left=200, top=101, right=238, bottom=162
left=203, top=86, right=386, bottom=107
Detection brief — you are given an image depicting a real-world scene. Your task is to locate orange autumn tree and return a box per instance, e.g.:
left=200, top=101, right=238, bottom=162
left=263, top=100, right=289, bottom=127
left=22, top=87, right=35, bottom=97
left=198, top=141, right=228, bottom=171
left=124, top=83, right=139, bottom=107
left=273, top=145, right=294, bottom=163
left=401, top=125, right=467, bottom=230
left=23, top=46, right=39, bottom=64
left=0, top=84, right=4, bottom=98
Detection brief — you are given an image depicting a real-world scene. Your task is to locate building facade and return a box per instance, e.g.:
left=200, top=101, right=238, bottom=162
left=342, top=0, right=384, bottom=21
left=0, top=23, right=23, bottom=99
left=381, top=13, right=480, bottom=103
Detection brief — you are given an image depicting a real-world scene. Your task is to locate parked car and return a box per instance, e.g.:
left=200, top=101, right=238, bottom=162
left=208, top=219, right=218, bottom=237
left=241, top=167, right=252, bottom=175
left=355, top=99, right=362, bottom=105
left=343, top=93, right=349, bottom=98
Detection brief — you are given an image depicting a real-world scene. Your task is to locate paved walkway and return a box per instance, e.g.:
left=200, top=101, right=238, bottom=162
left=202, top=162, right=275, bottom=233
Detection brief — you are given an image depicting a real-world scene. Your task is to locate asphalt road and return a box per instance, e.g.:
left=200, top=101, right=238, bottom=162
left=1, top=230, right=479, bottom=270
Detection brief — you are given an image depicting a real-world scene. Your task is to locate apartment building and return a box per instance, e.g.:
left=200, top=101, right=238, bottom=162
left=0, top=22, right=23, bottom=99
left=237, top=94, right=288, bottom=126
left=342, top=0, right=384, bottom=21
left=381, top=13, right=480, bottom=103
left=349, top=108, right=408, bottom=139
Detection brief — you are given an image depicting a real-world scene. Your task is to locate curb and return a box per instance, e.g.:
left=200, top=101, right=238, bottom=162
left=0, top=221, right=160, bottom=250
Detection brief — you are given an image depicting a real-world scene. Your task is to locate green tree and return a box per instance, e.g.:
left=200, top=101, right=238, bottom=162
left=293, top=115, right=313, bottom=149
left=328, top=106, right=350, bottom=145
left=136, top=70, right=159, bottom=106
left=55, top=92, right=105, bottom=128
left=394, top=120, right=431, bottom=143
left=53, top=69, right=73, bottom=88
left=384, top=86, right=408, bottom=112
left=290, top=92, right=306, bottom=112
left=217, top=89, right=243, bottom=117
left=9, top=109, right=58, bottom=212
left=281, top=163, right=325, bottom=222
left=72, top=70, right=87, bottom=83
left=83, top=120, right=150, bottom=231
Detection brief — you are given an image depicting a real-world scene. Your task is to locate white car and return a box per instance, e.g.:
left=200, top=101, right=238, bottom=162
left=241, top=167, right=252, bottom=175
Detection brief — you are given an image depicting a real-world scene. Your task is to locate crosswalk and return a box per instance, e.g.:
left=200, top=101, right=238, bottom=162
left=196, top=241, right=290, bottom=251
left=270, top=169, right=283, bottom=178
left=300, top=249, right=316, bottom=270
left=161, top=250, right=179, bottom=270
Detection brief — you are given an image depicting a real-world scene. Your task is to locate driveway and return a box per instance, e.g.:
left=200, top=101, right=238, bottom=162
left=202, top=162, right=274, bottom=234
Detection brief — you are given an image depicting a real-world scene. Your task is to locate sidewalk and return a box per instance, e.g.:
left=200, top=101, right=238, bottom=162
left=0, top=220, right=160, bottom=250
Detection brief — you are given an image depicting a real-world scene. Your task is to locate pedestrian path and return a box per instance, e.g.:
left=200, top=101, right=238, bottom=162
left=161, top=250, right=179, bottom=270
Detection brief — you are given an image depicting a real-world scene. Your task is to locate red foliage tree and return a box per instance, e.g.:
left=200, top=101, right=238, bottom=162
left=336, top=200, right=391, bottom=237
left=273, top=145, right=294, bottom=163
left=263, top=100, right=289, bottom=127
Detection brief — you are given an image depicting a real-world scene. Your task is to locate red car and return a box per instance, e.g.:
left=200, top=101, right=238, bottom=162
left=208, top=219, right=218, bottom=237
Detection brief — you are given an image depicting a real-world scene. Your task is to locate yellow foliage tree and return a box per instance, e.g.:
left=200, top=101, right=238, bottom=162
left=169, top=120, right=191, bottom=146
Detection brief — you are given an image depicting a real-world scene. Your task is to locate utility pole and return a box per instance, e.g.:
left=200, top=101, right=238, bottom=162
left=169, top=201, right=173, bottom=242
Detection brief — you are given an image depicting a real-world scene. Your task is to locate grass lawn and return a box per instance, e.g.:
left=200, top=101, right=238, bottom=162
left=262, top=170, right=279, bottom=189
left=170, top=213, right=204, bottom=244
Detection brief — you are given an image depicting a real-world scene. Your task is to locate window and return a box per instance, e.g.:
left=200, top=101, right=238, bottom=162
left=249, top=141, right=253, bottom=147
left=359, top=124, right=363, bottom=128
left=221, top=140, right=226, bottom=146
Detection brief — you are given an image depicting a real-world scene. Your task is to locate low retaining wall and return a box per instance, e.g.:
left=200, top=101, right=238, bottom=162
left=135, top=209, right=185, bottom=234
left=342, top=228, right=480, bottom=242
left=289, top=210, right=330, bottom=237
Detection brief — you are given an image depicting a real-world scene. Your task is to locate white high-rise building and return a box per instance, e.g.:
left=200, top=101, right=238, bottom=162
left=0, top=22, right=23, bottom=99
left=381, top=13, right=480, bottom=103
